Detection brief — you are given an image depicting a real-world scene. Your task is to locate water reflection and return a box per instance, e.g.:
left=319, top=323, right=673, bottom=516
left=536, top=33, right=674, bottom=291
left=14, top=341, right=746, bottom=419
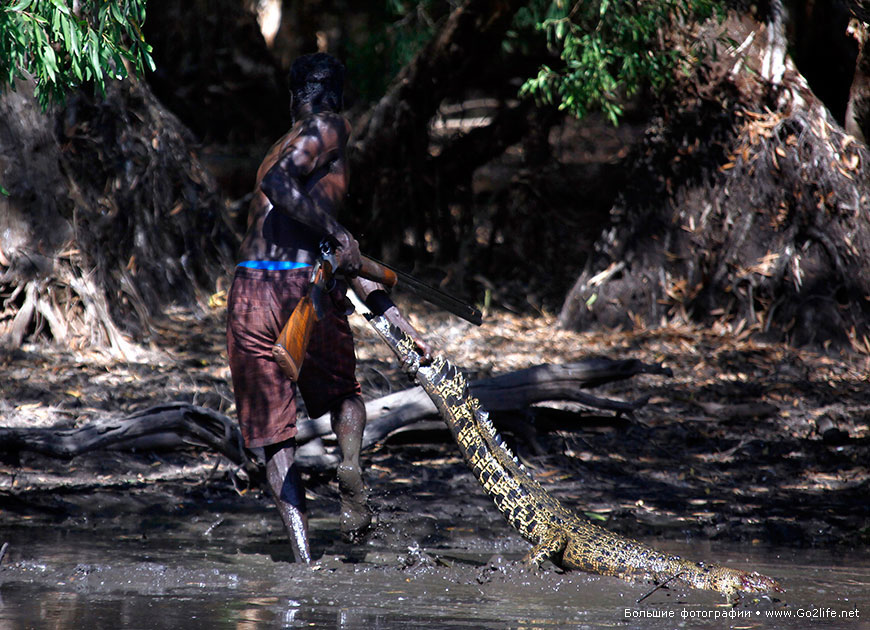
left=0, top=529, right=868, bottom=629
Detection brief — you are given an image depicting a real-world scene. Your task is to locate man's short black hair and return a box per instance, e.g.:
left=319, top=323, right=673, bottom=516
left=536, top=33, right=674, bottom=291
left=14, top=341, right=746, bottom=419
left=289, top=53, right=345, bottom=113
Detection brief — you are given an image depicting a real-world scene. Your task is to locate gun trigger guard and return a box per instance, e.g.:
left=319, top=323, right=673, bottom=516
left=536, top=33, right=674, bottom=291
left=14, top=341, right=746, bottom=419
left=309, top=259, right=323, bottom=284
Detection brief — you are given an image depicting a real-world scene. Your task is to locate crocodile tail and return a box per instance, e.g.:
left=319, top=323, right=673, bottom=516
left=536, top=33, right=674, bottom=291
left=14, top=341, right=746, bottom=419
left=413, top=357, right=556, bottom=540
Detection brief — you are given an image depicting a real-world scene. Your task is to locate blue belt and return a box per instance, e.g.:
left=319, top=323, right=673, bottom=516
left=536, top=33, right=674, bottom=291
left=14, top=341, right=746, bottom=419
left=237, top=260, right=312, bottom=271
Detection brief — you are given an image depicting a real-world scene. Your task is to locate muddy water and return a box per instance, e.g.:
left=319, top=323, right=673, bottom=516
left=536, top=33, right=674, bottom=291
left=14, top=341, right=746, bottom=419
left=1, top=515, right=868, bottom=630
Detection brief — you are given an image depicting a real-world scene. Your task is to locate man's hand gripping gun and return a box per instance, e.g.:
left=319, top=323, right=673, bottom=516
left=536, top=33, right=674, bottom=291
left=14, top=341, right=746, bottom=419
left=272, top=241, right=482, bottom=382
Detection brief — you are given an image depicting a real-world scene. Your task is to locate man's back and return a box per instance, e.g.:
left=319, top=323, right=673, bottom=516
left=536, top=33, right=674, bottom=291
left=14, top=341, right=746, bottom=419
left=238, top=111, right=351, bottom=264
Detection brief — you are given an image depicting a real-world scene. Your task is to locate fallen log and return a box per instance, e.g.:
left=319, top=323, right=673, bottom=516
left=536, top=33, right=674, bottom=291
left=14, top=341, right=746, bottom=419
left=0, top=357, right=670, bottom=475
left=0, top=402, right=261, bottom=476
left=471, top=357, right=671, bottom=412
left=349, top=356, right=671, bottom=450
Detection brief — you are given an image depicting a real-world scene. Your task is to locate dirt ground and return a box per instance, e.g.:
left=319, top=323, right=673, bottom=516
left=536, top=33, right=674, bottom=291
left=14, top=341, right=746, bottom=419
left=1, top=299, right=868, bottom=559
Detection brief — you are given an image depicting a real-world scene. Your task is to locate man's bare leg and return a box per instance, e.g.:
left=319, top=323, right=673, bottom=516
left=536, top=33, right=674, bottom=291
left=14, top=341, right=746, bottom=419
left=264, top=441, right=312, bottom=563
left=331, top=395, right=374, bottom=541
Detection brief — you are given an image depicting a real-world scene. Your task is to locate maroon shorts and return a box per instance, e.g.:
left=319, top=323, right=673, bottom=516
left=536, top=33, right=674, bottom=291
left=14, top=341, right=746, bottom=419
left=226, top=266, right=360, bottom=448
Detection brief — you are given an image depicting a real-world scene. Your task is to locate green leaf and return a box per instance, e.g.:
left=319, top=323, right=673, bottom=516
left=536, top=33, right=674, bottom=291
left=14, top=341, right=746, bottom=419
left=584, top=511, right=608, bottom=522
left=142, top=48, right=156, bottom=73
left=51, top=6, right=61, bottom=33
left=87, top=29, right=102, bottom=79
left=48, top=0, right=70, bottom=15
left=60, top=13, right=71, bottom=53
left=6, top=0, right=34, bottom=11
left=109, top=3, right=124, bottom=24
left=43, top=45, right=58, bottom=82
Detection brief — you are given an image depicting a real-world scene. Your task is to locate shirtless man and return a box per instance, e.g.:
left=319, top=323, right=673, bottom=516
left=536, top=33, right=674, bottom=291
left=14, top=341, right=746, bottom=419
left=226, top=53, right=429, bottom=562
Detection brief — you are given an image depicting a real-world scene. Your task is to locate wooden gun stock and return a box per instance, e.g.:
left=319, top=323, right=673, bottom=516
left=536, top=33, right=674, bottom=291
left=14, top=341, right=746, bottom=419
left=272, top=261, right=333, bottom=382
left=271, top=255, right=393, bottom=382
left=272, top=249, right=479, bottom=381
left=272, top=291, right=316, bottom=382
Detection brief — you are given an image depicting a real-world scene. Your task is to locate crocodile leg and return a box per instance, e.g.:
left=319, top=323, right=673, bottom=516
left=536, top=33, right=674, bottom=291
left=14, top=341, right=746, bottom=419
left=524, top=528, right=568, bottom=569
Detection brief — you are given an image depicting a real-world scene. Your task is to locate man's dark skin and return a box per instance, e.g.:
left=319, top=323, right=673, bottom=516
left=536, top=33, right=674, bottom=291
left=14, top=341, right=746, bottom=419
left=238, top=54, right=430, bottom=563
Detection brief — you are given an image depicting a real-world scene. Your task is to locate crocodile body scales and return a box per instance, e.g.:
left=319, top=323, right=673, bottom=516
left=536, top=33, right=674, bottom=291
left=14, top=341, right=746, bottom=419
left=368, top=315, right=781, bottom=598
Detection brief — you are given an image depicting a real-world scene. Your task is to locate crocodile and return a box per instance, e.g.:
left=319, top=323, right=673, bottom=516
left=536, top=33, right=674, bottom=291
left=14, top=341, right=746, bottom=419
left=367, top=314, right=782, bottom=599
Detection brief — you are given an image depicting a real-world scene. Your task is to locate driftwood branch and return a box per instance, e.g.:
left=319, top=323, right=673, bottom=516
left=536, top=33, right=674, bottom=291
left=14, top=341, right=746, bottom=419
left=0, top=358, right=670, bottom=475
left=0, top=403, right=262, bottom=480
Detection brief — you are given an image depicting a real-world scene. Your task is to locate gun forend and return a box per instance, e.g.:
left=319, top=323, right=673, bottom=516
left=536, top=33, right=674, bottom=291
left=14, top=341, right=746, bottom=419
left=359, top=256, right=398, bottom=288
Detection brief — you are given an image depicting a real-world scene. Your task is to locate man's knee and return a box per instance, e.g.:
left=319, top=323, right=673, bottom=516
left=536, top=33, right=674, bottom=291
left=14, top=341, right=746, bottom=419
left=332, top=394, right=365, bottom=422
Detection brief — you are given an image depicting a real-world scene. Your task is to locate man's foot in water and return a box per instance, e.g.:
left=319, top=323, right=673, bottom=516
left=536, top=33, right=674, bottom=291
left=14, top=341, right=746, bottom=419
left=336, top=462, right=374, bottom=542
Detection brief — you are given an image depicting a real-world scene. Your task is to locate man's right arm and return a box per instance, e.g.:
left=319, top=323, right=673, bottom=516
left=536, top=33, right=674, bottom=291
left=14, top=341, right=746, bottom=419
left=350, top=277, right=433, bottom=363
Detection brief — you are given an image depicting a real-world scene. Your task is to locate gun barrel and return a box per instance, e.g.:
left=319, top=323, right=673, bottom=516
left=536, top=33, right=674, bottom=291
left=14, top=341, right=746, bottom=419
left=364, top=257, right=483, bottom=326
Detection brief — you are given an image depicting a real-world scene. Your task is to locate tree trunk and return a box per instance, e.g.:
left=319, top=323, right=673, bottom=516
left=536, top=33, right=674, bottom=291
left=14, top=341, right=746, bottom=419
left=786, top=0, right=859, bottom=125
left=143, top=0, right=290, bottom=147
left=347, top=0, right=527, bottom=262
left=845, top=18, right=870, bottom=142
left=558, top=10, right=870, bottom=348
left=0, top=78, right=237, bottom=357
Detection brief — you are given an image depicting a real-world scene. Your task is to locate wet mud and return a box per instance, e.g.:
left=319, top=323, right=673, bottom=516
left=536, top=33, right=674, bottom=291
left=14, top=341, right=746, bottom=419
left=1, top=496, right=868, bottom=628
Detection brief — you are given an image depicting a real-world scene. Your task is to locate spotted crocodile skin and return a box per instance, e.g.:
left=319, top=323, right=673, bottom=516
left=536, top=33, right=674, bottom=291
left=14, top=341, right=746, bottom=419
left=368, top=315, right=781, bottom=598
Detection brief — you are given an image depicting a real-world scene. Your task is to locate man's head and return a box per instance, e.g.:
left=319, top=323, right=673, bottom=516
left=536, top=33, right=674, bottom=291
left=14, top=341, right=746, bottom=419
left=289, top=53, right=345, bottom=117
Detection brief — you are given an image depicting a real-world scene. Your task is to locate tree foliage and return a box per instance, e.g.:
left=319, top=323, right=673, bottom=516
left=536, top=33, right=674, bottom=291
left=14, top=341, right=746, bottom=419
left=347, top=0, right=723, bottom=125
left=0, top=0, right=154, bottom=109
left=518, top=0, right=722, bottom=123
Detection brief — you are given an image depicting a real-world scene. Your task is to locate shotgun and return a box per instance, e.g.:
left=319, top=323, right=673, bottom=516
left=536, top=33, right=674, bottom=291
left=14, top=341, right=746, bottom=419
left=272, top=242, right=482, bottom=381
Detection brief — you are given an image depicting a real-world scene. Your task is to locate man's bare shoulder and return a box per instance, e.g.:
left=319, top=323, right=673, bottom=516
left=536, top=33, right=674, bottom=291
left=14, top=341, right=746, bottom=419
left=272, top=113, right=349, bottom=157
left=256, top=112, right=351, bottom=184
left=302, top=111, right=351, bottom=140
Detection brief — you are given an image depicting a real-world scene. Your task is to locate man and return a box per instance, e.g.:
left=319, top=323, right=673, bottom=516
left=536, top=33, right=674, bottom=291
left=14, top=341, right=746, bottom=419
left=226, top=53, right=430, bottom=562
